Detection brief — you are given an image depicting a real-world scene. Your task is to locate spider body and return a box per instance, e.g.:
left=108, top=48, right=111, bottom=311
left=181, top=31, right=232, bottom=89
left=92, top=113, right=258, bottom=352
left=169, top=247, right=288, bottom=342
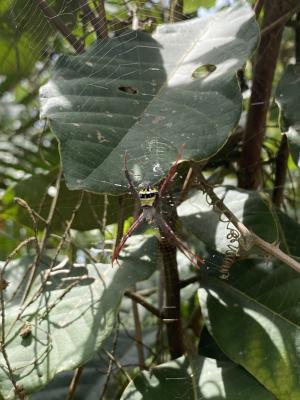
left=112, top=147, right=204, bottom=268
left=138, top=184, right=158, bottom=208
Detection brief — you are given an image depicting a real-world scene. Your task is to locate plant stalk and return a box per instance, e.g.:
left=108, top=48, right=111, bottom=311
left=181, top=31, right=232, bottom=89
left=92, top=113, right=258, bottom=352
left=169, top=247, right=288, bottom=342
left=238, top=0, right=298, bottom=189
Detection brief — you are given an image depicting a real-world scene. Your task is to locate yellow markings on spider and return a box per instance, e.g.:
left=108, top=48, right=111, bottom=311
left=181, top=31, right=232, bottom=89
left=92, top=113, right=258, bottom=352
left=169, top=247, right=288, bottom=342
left=138, top=186, right=158, bottom=208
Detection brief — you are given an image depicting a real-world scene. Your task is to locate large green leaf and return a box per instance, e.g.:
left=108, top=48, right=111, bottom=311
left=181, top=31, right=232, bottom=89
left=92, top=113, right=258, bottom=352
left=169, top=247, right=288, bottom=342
left=2, top=171, right=133, bottom=231
left=121, top=354, right=275, bottom=399
left=199, top=262, right=300, bottom=400
left=40, top=1, right=259, bottom=194
left=32, top=329, right=156, bottom=400
left=197, top=208, right=300, bottom=399
left=275, top=64, right=300, bottom=166
left=0, top=236, right=158, bottom=399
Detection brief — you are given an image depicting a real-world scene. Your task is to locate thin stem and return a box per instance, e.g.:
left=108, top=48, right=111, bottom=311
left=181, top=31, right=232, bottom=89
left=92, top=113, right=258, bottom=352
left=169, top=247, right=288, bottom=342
left=96, top=0, right=108, bottom=38
left=115, top=195, right=126, bottom=250
left=21, top=168, right=62, bottom=304
left=169, top=0, right=184, bottom=23
left=159, top=203, right=184, bottom=358
left=131, top=284, right=146, bottom=369
left=124, top=290, right=162, bottom=318
left=102, top=349, right=131, bottom=382
left=238, top=0, right=298, bottom=189
left=34, top=0, right=85, bottom=54
left=253, top=0, right=264, bottom=18
left=21, top=192, right=84, bottom=316
left=180, top=275, right=199, bottom=289
left=260, top=4, right=300, bottom=37
left=66, top=367, right=83, bottom=400
left=0, top=239, right=36, bottom=399
left=80, top=0, right=106, bottom=40
left=196, top=168, right=300, bottom=274
left=179, top=166, right=194, bottom=203
left=272, top=134, right=289, bottom=207
left=99, top=320, right=119, bottom=399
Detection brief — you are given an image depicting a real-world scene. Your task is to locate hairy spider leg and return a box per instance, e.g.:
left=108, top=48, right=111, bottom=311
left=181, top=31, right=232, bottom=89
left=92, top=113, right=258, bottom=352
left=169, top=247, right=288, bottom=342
left=112, top=212, right=145, bottom=265
left=159, top=144, right=185, bottom=197
left=154, top=213, right=204, bottom=269
left=124, top=150, right=140, bottom=202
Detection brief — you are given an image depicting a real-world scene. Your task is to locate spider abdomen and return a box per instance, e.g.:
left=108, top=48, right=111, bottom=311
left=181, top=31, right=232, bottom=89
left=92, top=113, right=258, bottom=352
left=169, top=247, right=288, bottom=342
left=138, top=186, right=158, bottom=208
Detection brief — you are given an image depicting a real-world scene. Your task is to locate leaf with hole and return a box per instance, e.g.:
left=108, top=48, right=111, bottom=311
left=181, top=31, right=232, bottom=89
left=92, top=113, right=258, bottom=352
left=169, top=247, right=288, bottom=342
left=40, top=1, right=259, bottom=194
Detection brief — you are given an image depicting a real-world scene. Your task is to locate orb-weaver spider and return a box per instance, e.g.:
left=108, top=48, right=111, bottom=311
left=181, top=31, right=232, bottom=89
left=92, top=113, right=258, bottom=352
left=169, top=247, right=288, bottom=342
left=112, top=147, right=204, bottom=268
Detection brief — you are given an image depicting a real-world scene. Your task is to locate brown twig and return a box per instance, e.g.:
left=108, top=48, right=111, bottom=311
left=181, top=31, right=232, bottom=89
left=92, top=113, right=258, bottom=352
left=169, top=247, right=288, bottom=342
left=21, top=167, right=63, bottom=304
left=238, top=0, right=298, bottom=189
left=96, top=0, right=108, bottom=38
left=14, top=197, right=41, bottom=256
left=66, top=367, right=83, bottom=400
left=196, top=168, right=300, bottom=274
left=100, top=320, right=120, bottom=399
left=253, top=0, right=264, bottom=19
left=261, top=4, right=300, bottom=37
left=114, top=195, right=126, bottom=254
left=102, top=349, right=131, bottom=382
left=179, top=166, right=194, bottom=203
left=179, top=275, right=199, bottom=289
left=124, top=290, right=162, bottom=319
left=159, top=204, right=184, bottom=358
left=0, top=343, right=24, bottom=399
left=21, top=191, right=84, bottom=316
left=272, top=134, right=289, bottom=207
left=0, top=239, right=36, bottom=399
left=130, top=284, right=146, bottom=368
left=34, top=0, right=85, bottom=54
left=169, top=0, right=184, bottom=23
left=80, top=0, right=106, bottom=40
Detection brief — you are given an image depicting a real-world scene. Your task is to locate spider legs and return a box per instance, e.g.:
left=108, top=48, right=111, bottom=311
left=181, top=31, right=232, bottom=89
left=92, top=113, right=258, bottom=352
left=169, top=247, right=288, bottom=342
left=159, top=144, right=185, bottom=197
left=112, top=212, right=145, bottom=265
left=155, top=213, right=204, bottom=269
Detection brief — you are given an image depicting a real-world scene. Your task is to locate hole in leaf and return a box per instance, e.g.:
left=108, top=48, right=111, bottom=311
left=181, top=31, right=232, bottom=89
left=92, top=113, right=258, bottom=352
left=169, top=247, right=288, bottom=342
left=118, top=85, right=138, bottom=95
left=192, top=64, right=216, bottom=79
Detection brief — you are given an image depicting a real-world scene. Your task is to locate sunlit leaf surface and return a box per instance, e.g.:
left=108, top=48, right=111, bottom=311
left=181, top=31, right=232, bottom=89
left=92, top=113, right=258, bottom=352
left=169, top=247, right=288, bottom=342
left=0, top=237, right=158, bottom=399
left=121, top=354, right=275, bottom=399
left=40, top=1, right=259, bottom=193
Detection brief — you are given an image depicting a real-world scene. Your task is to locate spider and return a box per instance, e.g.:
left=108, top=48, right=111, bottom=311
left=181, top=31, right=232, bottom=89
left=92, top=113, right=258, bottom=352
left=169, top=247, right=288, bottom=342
left=112, top=146, right=204, bottom=268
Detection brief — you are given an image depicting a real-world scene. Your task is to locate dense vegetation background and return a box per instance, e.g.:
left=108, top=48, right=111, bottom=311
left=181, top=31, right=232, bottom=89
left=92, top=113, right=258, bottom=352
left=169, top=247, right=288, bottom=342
left=0, top=0, right=300, bottom=399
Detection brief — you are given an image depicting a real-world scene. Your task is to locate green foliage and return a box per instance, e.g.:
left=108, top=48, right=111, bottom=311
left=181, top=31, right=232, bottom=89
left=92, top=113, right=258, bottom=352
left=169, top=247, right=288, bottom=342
left=0, top=0, right=80, bottom=90
left=0, top=237, right=158, bottom=399
left=199, top=260, right=300, bottom=400
left=276, top=64, right=300, bottom=166
left=40, top=2, right=259, bottom=193
left=183, top=0, right=215, bottom=14
left=122, top=354, right=276, bottom=399
left=0, top=0, right=300, bottom=399
left=2, top=171, right=133, bottom=231
left=178, top=187, right=279, bottom=253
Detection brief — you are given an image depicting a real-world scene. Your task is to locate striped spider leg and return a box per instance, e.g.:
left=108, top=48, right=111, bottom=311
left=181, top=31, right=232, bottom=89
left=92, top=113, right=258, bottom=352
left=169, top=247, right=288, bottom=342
left=112, top=147, right=204, bottom=268
left=154, top=213, right=204, bottom=269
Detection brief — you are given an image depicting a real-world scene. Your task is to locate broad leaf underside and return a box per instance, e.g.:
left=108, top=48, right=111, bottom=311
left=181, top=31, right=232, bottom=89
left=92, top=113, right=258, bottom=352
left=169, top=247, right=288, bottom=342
left=40, top=1, right=259, bottom=194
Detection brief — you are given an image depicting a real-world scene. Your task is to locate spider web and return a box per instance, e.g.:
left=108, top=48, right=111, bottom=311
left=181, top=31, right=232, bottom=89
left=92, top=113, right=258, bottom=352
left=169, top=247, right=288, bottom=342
left=2, top=1, right=299, bottom=399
